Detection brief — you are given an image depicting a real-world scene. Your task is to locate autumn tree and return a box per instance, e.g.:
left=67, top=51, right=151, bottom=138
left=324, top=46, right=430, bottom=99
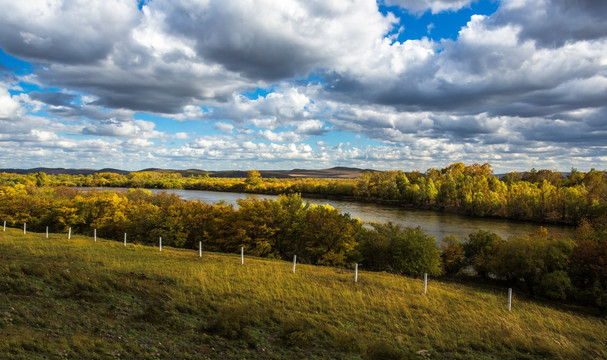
left=569, top=219, right=607, bottom=314
left=245, top=170, right=262, bottom=187
left=487, top=228, right=574, bottom=299
left=464, top=230, right=504, bottom=278
left=440, top=235, right=465, bottom=275
left=357, top=223, right=442, bottom=276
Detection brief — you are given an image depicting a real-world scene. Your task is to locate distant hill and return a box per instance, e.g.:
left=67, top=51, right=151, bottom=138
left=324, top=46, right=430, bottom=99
left=282, top=166, right=372, bottom=179
left=0, top=166, right=372, bottom=179
left=0, top=167, right=130, bottom=176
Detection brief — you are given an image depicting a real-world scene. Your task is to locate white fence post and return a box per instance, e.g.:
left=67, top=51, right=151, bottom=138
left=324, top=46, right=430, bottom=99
left=199, top=241, right=202, bottom=257
left=94, top=229, right=97, bottom=243
left=424, top=273, right=428, bottom=295
left=508, top=288, right=512, bottom=311
left=46, top=226, right=48, bottom=238
left=3, top=220, right=5, bottom=231
left=159, top=237, right=162, bottom=252
left=23, top=223, right=26, bottom=234
left=355, top=263, right=358, bottom=283
left=124, top=233, right=127, bottom=247
left=68, top=227, right=71, bottom=239
left=241, top=247, right=244, bottom=265
left=293, top=255, right=297, bottom=273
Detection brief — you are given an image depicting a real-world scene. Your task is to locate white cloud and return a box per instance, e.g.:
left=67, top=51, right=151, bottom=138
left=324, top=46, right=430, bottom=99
left=215, top=122, right=234, bottom=134
left=82, top=119, right=163, bottom=139
left=0, top=0, right=139, bottom=64
left=207, top=86, right=317, bottom=125
left=258, top=130, right=303, bottom=143
left=384, top=0, right=475, bottom=14
left=0, top=84, right=23, bottom=119
left=295, top=120, right=327, bottom=135
left=0, top=0, right=606, bottom=172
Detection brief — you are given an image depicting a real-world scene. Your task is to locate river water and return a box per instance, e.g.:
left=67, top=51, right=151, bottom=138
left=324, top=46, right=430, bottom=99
left=138, top=188, right=574, bottom=242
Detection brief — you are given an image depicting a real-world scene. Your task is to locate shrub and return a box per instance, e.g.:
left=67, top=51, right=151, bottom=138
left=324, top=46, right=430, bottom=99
left=204, top=304, right=256, bottom=342
left=537, top=271, right=572, bottom=300
left=358, top=223, right=442, bottom=277
left=464, top=230, right=504, bottom=278
left=440, top=235, right=465, bottom=275
left=487, top=228, right=574, bottom=297
left=363, top=341, right=407, bottom=360
left=569, top=220, right=607, bottom=314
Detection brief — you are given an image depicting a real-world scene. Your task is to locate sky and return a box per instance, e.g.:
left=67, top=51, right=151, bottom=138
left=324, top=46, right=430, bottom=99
left=0, top=0, right=606, bottom=173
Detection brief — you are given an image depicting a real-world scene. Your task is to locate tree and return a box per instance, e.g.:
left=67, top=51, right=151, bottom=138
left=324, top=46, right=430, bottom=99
left=569, top=219, right=607, bottom=314
left=440, top=235, right=465, bottom=275
left=301, top=204, right=360, bottom=266
left=234, top=198, right=280, bottom=257
left=274, top=194, right=309, bottom=259
left=487, top=228, right=574, bottom=299
left=358, top=223, right=442, bottom=276
left=35, top=172, right=48, bottom=186
left=245, top=170, right=262, bottom=187
left=464, top=230, right=504, bottom=278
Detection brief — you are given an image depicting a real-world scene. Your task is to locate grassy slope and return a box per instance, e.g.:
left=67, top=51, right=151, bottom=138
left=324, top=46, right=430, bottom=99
left=1, top=228, right=606, bottom=360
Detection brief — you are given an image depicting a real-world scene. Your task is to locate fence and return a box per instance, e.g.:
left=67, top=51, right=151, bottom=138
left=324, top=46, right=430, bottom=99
left=1, top=222, right=514, bottom=311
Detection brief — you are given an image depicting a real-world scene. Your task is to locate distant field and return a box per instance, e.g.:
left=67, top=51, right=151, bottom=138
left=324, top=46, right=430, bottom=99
left=1, top=228, right=606, bottom=359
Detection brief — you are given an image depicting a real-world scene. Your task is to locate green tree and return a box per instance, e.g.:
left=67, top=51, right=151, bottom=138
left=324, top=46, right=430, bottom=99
left=569, top=219, right=607, bottom=314
left=301, top=204, right=360, bottom=266
left=358, top=223, right=442, bottom=276
left=440, top=235, right=465, bottom=274
left=464, top=230, right=504, bottom=278
left=487, top=228, right=574, bottom=298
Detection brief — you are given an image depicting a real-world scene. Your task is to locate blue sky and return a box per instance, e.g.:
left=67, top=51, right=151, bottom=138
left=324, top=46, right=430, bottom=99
left=0, top=0, right=606, bottom=172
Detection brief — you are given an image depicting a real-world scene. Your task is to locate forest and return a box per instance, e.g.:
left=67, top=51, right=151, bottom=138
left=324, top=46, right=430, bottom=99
left=0, top=181, right=606, bottom=314
left=2, top=162, right=605, bottom=225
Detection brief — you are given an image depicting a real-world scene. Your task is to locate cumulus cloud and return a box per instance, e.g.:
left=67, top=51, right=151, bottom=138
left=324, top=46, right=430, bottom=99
left=206, top=86, right=317, bottom=125
left=493, top=0, right=607, bottom=48
left=258, top=130, right=303, bottom=143
left=295, top=120, right=328, bottom=135
left=82, top=119, right=163, bottom=139
left=0, top=0, right=139, bottom=64
left=0, top=0, right=606, bottom=172
left=214, top=122, right=234, bottom=134
left=384, top=0, right=475, bottom=14
left=150, top=0, right=394, bottom=80
left=321, top=5, right=607, bottom=124
left=0, top=0, right=396, bottom=114
left=0, top=83, right=22, bottom=119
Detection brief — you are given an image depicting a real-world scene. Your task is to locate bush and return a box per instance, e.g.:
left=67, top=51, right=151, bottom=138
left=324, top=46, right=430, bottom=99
left=569, top=220, right=607, bottom=314
left=440, top=235, right=465, bottom=275
left=363, top=341, right=407, bottom=360
left=464, top=230, right=504, bottom=278
left=487, top=228, right=574, bottom=296
left=279, top=318, right=318, bottom=347
left=358, top=223, right=442, bottom=277
left=204, top=304, right=259, bottom=344
left=537, top=271, right=572, bottom=300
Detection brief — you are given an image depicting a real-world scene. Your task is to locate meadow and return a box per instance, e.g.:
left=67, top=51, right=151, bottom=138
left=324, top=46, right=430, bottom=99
left=1, top=228, right=606, bottom=359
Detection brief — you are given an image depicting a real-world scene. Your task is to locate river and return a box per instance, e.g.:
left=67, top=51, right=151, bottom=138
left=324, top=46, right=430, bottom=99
left=134, top=188, right=574, bottom=242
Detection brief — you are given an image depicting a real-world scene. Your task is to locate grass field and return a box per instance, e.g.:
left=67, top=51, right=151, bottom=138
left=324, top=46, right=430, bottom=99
left=1, top=227, right=606, bottom=359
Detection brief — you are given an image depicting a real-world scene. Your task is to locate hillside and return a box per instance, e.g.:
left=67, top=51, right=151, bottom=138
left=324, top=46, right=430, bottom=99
left=0, top=166, right=370, bottom=179
left=0, top=167, right=130, bottom=176
left=1, top=228, right=606, bottom=359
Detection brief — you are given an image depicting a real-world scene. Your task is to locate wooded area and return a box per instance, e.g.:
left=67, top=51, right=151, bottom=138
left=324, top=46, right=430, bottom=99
left=3, top=162, right=605, bottom=225
left=1, top=180, right=606, bottom=314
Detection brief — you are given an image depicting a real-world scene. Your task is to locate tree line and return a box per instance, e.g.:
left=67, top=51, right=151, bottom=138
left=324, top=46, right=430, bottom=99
left=0, top=183, right=606, bottom=315
left=2, top=162, right=605, bottom=225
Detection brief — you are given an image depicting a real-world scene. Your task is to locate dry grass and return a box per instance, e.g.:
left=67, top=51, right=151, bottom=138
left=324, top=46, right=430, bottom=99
left=1, top=227, right=606, bottom=359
